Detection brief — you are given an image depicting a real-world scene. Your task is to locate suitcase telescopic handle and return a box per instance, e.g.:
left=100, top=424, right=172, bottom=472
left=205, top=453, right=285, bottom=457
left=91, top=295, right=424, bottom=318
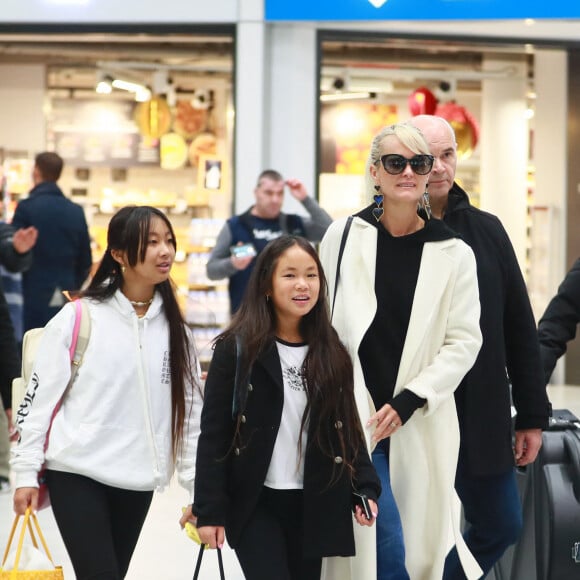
left=563, top=432, right=580, bottom=502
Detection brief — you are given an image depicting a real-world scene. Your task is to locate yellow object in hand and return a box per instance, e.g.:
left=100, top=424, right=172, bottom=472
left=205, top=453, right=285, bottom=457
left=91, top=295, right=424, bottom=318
left=182, top=507, right=203, bottom=545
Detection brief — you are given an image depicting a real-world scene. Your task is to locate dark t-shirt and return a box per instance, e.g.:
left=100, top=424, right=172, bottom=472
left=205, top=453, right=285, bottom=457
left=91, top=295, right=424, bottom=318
left=241, top=215, right=284, bottom=252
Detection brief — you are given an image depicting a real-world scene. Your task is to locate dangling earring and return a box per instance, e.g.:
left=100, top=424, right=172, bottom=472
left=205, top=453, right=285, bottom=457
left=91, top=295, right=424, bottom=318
left=422, top=185, right=432, bottom=220
left=265, top=295, right=270, bottom=302
left=121, top=265, right=126, bottom=274
left=372, top=184, right=384, bottom=222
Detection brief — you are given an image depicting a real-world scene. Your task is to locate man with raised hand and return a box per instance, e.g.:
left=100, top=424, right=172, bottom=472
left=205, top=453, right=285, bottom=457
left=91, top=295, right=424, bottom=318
left=206, top=169, right=332, bottom=314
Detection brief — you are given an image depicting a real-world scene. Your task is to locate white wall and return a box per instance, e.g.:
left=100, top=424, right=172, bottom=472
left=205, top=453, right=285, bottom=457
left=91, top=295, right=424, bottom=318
left=0, top=65, right=46, bottom=154
left=234, top=16, right=318, bottom=217
left=533, top=49, right=568, bottom=289
left=234, top=0, right=268, bottom=213
left=266, top=23, right=317, bottom=217
left=0, top=0, right=237, bottom=23
left=531, top=49, right=568, bottom=382
left=479, top=56, right=529, bottom=269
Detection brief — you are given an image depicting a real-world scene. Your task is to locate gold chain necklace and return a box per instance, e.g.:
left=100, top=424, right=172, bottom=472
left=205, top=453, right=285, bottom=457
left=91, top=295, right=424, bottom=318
left=129, top=297, right=154, bottom=307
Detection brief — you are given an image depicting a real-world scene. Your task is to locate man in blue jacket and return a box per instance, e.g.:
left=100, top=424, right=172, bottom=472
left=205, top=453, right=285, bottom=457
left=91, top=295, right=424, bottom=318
left=410, top=115, right=550, bottom=579
left=206, top=170, right=332, bottom=313
left=12, top=152, right=92, bottom=331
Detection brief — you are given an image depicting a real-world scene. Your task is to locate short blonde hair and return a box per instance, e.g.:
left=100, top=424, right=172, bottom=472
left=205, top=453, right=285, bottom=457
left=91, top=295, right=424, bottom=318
left=365, top=122, right=431, bottom=197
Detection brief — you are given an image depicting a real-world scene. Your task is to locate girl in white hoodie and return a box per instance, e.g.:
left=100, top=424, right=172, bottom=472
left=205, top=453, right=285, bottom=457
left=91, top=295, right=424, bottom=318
left=11, top=205, right=202, bottom=580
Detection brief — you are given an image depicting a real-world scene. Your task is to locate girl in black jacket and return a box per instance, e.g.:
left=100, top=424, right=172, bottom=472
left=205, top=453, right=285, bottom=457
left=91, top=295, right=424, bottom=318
left=187, top=235, right=380, bottom=580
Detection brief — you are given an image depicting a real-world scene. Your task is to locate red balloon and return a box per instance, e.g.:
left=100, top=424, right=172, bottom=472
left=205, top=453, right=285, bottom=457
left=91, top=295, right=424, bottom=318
left=408, top=87, right=438, bottom=116
left=435, top=101, right=480, bottom=158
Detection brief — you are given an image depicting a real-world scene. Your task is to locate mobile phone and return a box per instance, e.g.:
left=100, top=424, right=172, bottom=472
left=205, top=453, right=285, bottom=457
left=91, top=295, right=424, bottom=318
left=351, top=491, right=373, bottom=520
left=230, top=243, right=257, bottom=259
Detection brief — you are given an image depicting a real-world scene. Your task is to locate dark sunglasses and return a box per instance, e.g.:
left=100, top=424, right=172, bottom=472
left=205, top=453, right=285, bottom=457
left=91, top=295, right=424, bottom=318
left=379, top=154, right=434, bottom=175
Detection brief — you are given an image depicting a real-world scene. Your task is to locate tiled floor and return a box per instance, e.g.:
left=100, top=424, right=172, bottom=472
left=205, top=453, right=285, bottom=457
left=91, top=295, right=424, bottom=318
left=1, top=384, right=579, bottom=579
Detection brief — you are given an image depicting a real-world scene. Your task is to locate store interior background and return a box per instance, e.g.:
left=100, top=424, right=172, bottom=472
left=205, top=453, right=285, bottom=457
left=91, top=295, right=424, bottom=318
left=0, top=30, right=236, bottom=366
left=0, top=28, right=575, bottom=381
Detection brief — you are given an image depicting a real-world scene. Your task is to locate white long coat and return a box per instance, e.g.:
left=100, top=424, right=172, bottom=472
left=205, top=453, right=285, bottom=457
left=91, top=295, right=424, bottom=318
left=319, top=216, right=483, bottom=580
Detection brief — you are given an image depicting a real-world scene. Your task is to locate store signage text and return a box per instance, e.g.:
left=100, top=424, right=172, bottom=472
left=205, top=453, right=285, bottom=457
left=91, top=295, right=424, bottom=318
left=265, top=0, right=580, bottom=21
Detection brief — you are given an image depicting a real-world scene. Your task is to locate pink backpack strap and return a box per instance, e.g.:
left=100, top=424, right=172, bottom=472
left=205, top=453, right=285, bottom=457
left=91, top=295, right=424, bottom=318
left=69, top=299, right=83, bottom=360
left=46, top=299, right=84, bottom=438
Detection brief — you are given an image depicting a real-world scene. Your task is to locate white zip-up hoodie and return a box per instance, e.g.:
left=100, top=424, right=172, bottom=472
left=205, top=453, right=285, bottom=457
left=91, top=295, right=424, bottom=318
left=11, top=290, right=202, bottom=499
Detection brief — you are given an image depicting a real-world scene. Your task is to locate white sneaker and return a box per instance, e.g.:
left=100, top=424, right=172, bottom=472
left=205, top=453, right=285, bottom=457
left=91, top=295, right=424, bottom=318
left=0, top=476, right=11, bottom=493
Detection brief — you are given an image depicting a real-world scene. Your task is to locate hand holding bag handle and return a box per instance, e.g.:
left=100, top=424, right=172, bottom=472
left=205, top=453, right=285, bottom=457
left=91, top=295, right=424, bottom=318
left=193, top=544, right=225, bottom=580
left=182, top=508, right=225, bottom=579
left=1, top=507, right=64, bottom=579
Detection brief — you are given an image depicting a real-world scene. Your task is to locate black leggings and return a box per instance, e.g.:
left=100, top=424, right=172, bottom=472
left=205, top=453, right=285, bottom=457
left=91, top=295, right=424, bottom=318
left=235, top=487, right=322, bottom=580
left=46, top=470, right=153, bottom=580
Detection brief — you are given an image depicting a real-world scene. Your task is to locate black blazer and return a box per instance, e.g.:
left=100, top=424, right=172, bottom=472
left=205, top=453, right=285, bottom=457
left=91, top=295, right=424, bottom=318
left=0, top=223, right=33, bottom=409
left=194, top=337, right=380, bottom=559
left=444, top=184, right=550, bottom=476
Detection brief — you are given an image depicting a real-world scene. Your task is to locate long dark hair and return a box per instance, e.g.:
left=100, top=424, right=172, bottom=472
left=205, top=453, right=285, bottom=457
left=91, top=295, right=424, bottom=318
left=80, top=205, right=196, bottom=460
left=219, top=235, right=363, bottom=481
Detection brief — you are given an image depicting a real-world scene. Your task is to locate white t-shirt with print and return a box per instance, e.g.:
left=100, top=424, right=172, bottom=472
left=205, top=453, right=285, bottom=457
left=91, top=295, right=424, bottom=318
left=264, top=339, right=309, bottom=489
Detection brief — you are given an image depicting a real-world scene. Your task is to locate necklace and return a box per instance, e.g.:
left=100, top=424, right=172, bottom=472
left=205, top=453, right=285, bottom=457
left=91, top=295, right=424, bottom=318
left=129, top=297, right=154, bottom=307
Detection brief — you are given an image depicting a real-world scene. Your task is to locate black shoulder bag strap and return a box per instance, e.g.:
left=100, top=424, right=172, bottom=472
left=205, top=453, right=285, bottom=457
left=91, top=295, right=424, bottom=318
left=331, top=215, right=353, bottom=319
left=193, top=544, right=225, bottom=580
left=232, top=335, right=251, bottom=420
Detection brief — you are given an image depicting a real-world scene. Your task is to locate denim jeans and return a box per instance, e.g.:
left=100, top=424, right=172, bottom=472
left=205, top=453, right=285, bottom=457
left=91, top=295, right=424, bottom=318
left=443, top=460, right=523, bottom=579
left=372, top=440, right=410, bottom=580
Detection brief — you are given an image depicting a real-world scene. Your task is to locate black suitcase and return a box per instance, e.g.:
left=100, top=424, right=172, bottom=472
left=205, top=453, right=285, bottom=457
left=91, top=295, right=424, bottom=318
left=489, top=409, right=580, bottom=580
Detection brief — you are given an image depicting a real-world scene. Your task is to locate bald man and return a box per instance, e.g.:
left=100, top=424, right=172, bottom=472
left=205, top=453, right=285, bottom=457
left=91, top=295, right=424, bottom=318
left=410, top=115, right=550, bottom=579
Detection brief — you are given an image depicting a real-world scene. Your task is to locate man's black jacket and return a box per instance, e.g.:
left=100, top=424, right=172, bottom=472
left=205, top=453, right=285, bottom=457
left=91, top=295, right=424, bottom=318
left=538, top=258, right=580, bottom=384
left=444, top=183, right=550, bottom=477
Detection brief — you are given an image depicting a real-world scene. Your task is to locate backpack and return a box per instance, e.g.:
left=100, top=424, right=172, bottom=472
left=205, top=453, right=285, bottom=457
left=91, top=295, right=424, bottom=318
left=11, top=300, right=91, bottom=411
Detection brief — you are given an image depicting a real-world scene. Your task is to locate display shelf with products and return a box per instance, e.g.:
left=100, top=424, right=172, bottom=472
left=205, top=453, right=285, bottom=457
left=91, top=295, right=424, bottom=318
left=0, top=156, right=34, bottom=221
left=176, top=217, right=229, bottom=369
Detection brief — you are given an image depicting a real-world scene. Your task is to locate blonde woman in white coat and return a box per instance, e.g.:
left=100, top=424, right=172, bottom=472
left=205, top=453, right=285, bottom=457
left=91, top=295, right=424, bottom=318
left=319, top=123, right=483, bottom=580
